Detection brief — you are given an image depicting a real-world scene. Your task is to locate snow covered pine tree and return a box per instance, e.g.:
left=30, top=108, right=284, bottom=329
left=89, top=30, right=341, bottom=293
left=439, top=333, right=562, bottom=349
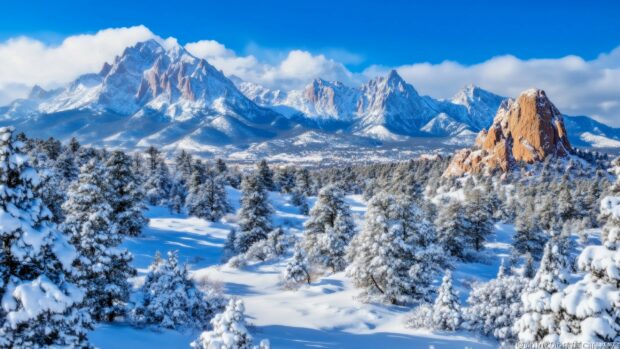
left=465, top=264, right=526, bottom=343
left=282, top=244, right=311, bottom=288
left=514, top=240, right=570, bottom=343
left=347, top=193, right=440, bottom=304
left=105, top=150, right=148, bottom=236
left=549, top=158, right=620, bottom=343
left=408, top=271, right=462, bottom=331
left=62, top=158, right=136, bottom=321
left=131, top=251, right=224, bottom=329
left=0, top=127, right=92, bottom=348
left=236, top=174, right=274, bottom=253
left=186, top=169, right=231, bottom=222
left=302, top=184, right=355, bottom=273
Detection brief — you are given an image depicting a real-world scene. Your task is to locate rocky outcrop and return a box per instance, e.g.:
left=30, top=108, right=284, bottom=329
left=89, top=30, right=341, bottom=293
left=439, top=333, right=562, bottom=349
left=444, top=89, right=573, bottom=176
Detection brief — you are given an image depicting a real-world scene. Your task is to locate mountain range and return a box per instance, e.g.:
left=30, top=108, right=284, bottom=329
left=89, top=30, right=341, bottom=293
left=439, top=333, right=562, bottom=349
left=1, top=39, right=618, bottom=163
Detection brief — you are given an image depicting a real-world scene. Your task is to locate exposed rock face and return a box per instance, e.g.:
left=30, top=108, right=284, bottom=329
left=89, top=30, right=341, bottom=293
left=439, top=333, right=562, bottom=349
left=444, top=89, right=572, bottom=176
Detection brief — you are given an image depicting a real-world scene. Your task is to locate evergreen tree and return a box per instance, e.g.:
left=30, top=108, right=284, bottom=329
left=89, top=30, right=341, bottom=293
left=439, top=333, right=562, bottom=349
left=256, top=159, right=275, bottom=191
left=347, top=193, right=440, bottom=304
left=62, top=159, right=136, bottom=322
left=408, top=271, right=462, bottom=331
left=215, top=158, right=227, bottom=175
left=434, top=200, right=470, bottom=259
left=551, top=161, right=620, bottom=343
left=186, top=171, right=231, bottom=222
left=291, top=188, right=309, bottom=215
left=174, top=150, right=194, bottom=184
left=55, top=148, right=79, bottom=186
left=295, top=168, right=312, bottom=195
left=168, top=178, right=187, bottom=214
left=522, top=253, right=536, bottom=278
left=556, top=184, right=576, bottom=221
left=282, top=245, right=311, bottom=288
left=512, top=201, right=548, bottom=261
left=131, top=251, right=224, bottom=329
left=237, top=174, right=273, bottom=253
left=302, top=185, right=355, bottom=273
left=514, top=241, right=570, bottom=343
left=465, top=267, right=526, bottom=343
left=0, top=127, right=92, bottom=348
left=463, top=188, right=493, bottom=252
left=37, top=162, right=67, bottom=223
left=222, top=229, right=238, bottom=262
left=144, top=160, right=172, bottom=205
left=105, top=150, right=148, bottom=236
left=275, top=166, right=296, bottom=193
left=191, top=299, right=270, bottom=349
left=145, top=146, right=162, bottom=173
left=245, top=227, right=290, bottom=262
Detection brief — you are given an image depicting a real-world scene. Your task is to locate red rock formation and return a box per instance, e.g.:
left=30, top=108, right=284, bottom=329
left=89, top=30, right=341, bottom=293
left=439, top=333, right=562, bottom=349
left=444, top=89, right=572, bottom=176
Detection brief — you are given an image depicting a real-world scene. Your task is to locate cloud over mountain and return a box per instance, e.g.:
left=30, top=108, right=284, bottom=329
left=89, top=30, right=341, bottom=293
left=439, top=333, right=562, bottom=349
left=0, top=25, right=155, bottom=101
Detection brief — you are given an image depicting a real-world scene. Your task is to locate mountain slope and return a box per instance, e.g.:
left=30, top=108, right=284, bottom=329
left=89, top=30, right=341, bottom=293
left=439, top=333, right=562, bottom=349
left=563, top=115, right=620, bottom=149
left=239, top=71, right=490, bottom=138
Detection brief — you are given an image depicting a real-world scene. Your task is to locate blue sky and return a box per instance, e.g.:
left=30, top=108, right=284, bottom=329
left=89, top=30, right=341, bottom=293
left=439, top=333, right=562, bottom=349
left=0, top=0, right=619, bottom=125
left=2, top=0, right=619, bottom=69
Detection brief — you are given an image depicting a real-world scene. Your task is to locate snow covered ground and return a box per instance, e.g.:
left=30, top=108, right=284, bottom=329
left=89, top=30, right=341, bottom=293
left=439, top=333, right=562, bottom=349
left=89, top=188, right=507, bottom=349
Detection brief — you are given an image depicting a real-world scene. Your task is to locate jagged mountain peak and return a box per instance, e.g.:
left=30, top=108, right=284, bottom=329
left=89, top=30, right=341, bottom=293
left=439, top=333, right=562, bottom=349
left=452, top=84, right=504, bottom=104
left=27, top=85, right=60, bottom=100
left=365, top=70, right=416, bottom=96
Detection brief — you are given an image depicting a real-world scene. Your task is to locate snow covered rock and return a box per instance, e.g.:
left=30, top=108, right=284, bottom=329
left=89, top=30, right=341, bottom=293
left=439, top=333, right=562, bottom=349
left=444, top=89, right=573, bottom=176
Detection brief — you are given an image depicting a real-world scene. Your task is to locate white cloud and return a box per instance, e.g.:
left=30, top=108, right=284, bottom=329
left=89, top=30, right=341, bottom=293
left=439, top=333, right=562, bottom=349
left=185, top=42, right=362, bottom=91
left=0, top=25, right=155, bottom=102
left=185, top=40, right=235, bottom=59
left=364, top=48, right=620, bottom=126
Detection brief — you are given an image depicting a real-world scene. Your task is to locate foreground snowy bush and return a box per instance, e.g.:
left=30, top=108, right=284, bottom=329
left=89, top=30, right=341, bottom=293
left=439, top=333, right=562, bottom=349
left=514, top=239, right=570, bottom=343
left=464, top=264, right=525, bottom=343
left=130, top=251, right=225, bottom=329
left=281, top=244, right=311, bottom=289
left=408, top=271, right=461, bottom=331
left=191, top=299, right=270, bottom=349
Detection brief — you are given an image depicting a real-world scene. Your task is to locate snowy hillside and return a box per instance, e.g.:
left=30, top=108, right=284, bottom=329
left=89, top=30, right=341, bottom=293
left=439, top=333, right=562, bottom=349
left=90, top=191, right=503, bottom=349
left=3, top=126, right=617, bottom=348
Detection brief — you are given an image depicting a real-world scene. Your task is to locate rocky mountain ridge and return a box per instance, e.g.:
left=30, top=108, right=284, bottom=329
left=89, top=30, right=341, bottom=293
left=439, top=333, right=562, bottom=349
left=0, top=39, right=619, bottom=162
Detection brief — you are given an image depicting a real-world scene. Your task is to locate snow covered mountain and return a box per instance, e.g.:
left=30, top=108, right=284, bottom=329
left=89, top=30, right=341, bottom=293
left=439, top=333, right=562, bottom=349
left=239, top=75, right=620, bottom=150
left=1, top=39, right=619, bottom=159
left=239, top=71, right=504, bottom=139
left=0, top=39, right=290, bottom=149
